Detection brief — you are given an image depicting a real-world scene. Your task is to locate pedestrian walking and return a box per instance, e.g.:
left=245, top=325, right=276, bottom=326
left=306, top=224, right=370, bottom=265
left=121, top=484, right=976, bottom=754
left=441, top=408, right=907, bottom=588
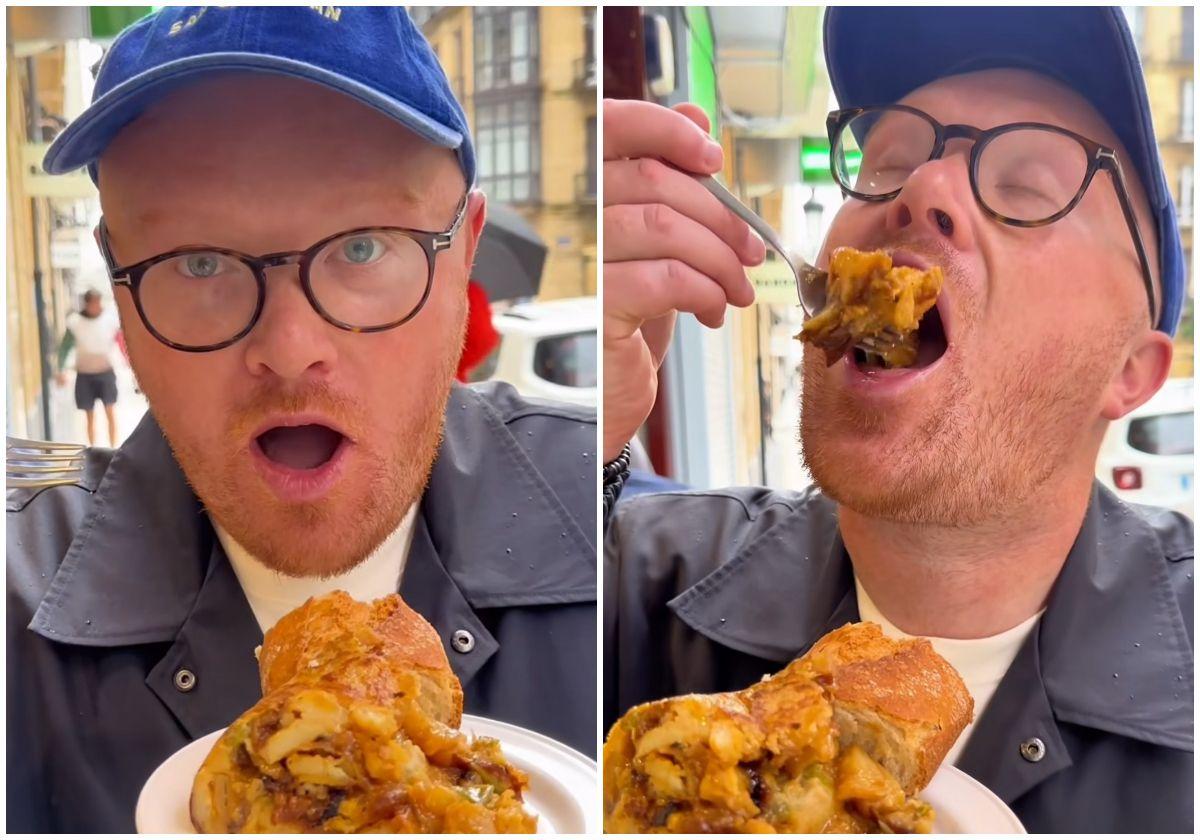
left=55, top=289, right=121, bottom=447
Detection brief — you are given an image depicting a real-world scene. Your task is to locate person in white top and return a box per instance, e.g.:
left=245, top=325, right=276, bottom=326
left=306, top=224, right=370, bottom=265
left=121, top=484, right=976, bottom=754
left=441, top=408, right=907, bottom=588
left=55, top=289, right=123, bottom=446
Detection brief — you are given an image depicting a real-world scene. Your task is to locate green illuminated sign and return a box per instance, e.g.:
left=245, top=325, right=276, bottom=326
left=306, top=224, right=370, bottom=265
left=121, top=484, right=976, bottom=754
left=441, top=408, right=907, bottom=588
left=90, top=7, right=154, bottom=39
left=801, top=137, right=859, bottom=184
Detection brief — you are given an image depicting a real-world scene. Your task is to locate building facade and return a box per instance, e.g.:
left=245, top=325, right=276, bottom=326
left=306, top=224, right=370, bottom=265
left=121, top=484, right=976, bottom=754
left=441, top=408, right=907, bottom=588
left=416, top=6, right=597, bottom=301
left=1128, top=5, right=1194, bottom=376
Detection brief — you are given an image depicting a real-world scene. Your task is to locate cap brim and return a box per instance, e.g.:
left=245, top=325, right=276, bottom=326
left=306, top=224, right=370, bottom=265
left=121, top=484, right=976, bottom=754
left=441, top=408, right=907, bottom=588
left=823, top=6, right=1182, bottom=334
left=43, top=52, right=464, bottom=177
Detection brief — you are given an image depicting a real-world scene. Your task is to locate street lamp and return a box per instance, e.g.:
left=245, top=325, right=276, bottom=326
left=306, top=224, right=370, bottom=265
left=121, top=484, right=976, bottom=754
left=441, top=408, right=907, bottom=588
left=803, top=188, right=824, bottom=258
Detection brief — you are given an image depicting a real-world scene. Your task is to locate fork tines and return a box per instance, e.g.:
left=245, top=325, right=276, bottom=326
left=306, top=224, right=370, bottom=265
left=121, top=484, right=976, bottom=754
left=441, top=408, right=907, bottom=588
left=6, top=437, right=87, bottom=489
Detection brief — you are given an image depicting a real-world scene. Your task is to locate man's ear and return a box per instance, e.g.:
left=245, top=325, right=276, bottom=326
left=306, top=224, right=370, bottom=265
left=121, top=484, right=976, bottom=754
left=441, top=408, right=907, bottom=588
left=1099, top=329, right=1174, bottom=421
left=460, top=189, right=487, bottom=270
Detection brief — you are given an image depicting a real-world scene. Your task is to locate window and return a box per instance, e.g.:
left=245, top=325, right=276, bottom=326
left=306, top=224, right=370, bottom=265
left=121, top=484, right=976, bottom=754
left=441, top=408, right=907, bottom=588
left=1180, top=164, right=1194, bottom=224
left=581, top=116, right=597, bottom=199
left=1128, top=412, right=1194, bottom=456
left=1123, top=7, right=1145, bottom=52
left=1182, top=78, right=1194, bottom=141
left=474, top=8, right=540, bottom=202
left=533, top=331, right=597, bottom=388
left=474, top=7, right=538, bottom=93
left=1182, top=7, right=1194, bottom=60
left=583, top=7, right=595, bottom=80
left=475, top=97, right=540, bottom=202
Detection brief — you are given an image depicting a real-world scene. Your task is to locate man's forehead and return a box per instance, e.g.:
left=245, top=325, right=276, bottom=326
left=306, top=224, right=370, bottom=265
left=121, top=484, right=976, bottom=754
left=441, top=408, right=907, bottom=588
left=897, top=68, right=1120, bottom=144
left=98, top=74, right=461, bottom=198
left=97, top=73, right=462, bottom=233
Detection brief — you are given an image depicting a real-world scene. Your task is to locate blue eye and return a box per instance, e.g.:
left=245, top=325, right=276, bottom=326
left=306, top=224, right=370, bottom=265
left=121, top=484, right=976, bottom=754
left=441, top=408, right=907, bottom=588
left=340, top=236, right=385, bottom=265
left=182, top=253, right=223, bottom=278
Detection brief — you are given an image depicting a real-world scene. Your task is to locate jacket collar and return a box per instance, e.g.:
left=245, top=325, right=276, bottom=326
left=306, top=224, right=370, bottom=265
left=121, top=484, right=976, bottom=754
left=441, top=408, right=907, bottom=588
left=30, top=383, right=594, bottom=647
left=667, top=483, right=1192, bottom=751
left=668, top=490, right=853, bottom=660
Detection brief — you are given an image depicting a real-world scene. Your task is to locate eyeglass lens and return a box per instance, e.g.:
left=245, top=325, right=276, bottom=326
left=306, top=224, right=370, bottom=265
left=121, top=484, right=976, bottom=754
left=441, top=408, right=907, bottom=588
left=834, top=108, right=1092, bottom=223
left=136, top=230, right=431, bottom=348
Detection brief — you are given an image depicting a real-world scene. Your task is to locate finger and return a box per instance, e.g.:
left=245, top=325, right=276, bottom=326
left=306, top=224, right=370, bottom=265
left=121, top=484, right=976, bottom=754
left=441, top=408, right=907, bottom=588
left=605, top=203, right=755, bottom=307
left=604, top=158, right=765, bottom=266
left=672, top=102, right=711, bottom=134
left=604, top=259, right=728, bottom=335
left=603, top=98, right=723, bottom=174
left=640, top=313, right=678, bottom=369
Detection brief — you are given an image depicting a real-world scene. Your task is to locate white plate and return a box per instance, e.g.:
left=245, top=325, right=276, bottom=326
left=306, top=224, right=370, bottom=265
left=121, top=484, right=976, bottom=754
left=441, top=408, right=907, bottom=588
left=924, top=765, right=1026, bottom=833
left=135, top=714, right=598, bottom=834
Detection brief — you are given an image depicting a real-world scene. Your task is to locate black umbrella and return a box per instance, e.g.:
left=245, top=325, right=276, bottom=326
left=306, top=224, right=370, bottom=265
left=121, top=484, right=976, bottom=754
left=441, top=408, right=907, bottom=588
left=473, top=203, right=547, bottom=301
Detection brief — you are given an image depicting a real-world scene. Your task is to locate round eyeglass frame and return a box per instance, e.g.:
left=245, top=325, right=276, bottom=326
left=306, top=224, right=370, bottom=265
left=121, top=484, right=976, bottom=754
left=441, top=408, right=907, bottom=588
left=97, top=194, right=469, bottom=352
left=826, top=104, right=1158, bottom=326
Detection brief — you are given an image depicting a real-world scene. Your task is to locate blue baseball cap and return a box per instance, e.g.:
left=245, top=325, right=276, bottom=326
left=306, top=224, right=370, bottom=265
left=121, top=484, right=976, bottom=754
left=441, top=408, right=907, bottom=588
left=824, top=7, right=1185, bottom=335
left=43, top=6, right=475, bottom=187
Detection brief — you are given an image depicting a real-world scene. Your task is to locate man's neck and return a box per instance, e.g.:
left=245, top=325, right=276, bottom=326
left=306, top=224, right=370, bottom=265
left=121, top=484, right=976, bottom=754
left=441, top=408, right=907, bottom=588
left=839, top=470, right=1095, bottom=639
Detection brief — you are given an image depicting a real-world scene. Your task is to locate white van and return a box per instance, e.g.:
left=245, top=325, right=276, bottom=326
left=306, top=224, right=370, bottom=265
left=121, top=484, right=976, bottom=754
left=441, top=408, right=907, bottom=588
left=471, top=297, right=597, bottom=408
left=1096, top=378, right=1194, bottom=516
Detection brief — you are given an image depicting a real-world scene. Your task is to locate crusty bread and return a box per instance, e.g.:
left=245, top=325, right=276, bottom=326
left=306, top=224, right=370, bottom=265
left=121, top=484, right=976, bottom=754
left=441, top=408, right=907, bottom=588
left=258, top=591, right=463, bottom=726
left=792, top=622, right=973, bottom=793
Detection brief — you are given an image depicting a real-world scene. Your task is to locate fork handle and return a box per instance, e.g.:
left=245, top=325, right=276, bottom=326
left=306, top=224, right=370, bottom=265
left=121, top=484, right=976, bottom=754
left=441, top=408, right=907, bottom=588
left=692, top=175, right=791, bottom=259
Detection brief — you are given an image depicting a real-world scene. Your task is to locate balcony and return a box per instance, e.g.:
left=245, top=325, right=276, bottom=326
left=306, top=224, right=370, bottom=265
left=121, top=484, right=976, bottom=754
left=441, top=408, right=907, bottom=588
left=573, top=56, right=597, bottom=90
left=575, top=170, right=597, bottom=203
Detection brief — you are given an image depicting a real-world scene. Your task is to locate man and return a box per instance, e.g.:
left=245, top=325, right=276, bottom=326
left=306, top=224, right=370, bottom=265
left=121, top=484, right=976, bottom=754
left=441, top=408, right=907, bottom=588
left=55, top=288, right=122, bottom=446
left=8, top=8, right=595, bottom=833
left=603, top=7, right=1191, bottom=833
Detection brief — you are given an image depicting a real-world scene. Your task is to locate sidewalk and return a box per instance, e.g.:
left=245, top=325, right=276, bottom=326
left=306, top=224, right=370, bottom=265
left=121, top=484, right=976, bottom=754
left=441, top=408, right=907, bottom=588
left=49, top=357, right=148, bottom=448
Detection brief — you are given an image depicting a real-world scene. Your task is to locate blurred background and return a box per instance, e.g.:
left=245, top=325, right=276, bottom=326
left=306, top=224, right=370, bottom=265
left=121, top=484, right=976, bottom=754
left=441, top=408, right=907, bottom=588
left=6, top=5, right=597, bottom=451
left=607, top=6, right=1194, bottom=516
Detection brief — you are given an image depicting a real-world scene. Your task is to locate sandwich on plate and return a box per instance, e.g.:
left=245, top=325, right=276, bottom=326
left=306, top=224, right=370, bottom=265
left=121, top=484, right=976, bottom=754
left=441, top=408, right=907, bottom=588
left=190, top=591, right=536, bottom=833
left=603, top=622, right=972, bottom=833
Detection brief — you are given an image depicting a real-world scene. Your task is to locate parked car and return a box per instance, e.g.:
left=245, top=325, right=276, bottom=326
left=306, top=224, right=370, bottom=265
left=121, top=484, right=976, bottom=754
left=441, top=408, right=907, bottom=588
left=470, top=297, right=597, bottom=408
left=1096, top=378, right=1193, bottom=516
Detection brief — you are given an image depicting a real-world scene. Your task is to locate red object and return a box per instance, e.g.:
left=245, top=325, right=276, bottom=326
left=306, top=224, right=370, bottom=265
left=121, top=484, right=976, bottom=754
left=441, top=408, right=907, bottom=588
left=115, top=329, right=130, bottom=364
left=1112, top=466, right=1143, bottom=491
left=456, top=280, right=500, bottom=382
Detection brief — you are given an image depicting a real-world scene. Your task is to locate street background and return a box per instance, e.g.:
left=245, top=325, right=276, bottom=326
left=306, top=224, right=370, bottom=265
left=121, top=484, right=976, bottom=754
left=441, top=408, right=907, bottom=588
left=616, top=6, right=1194, bottom=514
left=6, top=6, right=598, bottom=447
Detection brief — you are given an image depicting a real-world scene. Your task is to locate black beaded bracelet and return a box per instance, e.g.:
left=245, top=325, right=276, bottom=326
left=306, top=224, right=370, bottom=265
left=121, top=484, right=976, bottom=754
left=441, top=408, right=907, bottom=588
left=602, top=443, right=632, bottom=528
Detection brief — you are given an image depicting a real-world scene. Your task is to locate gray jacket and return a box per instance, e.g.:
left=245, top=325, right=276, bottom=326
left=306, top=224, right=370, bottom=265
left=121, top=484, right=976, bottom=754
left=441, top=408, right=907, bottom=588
left=8, top=381, right=597, bottom=833
left=605, top=483, right=1193, bottom=833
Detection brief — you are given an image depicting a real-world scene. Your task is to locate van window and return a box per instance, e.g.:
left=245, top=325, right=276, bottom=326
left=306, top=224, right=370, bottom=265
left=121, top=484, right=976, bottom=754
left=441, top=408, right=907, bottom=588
left=1127, top=411, right=1194, bottom=456
left=533, top=330, right=597, bottom=388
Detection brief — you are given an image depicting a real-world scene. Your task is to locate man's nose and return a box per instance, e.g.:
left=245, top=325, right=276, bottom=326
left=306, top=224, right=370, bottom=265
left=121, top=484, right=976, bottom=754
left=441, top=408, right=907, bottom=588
left=883, top=155, right=977, bottom=253
left=241, top=266, right=338, bottom=380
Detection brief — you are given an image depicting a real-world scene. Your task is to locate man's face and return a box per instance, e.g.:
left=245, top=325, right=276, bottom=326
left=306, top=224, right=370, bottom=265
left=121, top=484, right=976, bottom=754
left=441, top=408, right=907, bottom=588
left=99, top=74, right=482, bottom=575
left=801, top=68, right=1163, bottom=525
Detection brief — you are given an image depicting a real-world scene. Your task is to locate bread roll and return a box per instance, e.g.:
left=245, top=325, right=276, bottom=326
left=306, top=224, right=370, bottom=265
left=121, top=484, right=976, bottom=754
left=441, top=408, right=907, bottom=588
left=603, top=621, right=972, bottom=833
left=791, top=622, right=973, bottom=794
left=190, top=591, right=533, bottom=833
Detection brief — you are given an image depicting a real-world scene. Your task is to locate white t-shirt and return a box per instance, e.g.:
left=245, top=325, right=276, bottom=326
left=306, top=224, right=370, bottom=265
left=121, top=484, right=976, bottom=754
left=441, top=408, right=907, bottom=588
left=215, top=504, right=419, bottom=634
left=854, top=575, right=1043, bottom=766
left=66, top=310, right=120, bottom=373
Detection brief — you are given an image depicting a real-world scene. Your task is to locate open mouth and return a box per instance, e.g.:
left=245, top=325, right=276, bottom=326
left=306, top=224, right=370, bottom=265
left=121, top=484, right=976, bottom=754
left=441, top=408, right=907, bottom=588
left=851, top=303, right=949, bottom=373
left=255, top=424, right=346, bottom=471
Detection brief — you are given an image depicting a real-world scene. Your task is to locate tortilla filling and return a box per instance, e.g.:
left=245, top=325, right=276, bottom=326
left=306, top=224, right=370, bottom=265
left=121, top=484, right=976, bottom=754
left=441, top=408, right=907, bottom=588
left=798, top=248, right=945, bottom=369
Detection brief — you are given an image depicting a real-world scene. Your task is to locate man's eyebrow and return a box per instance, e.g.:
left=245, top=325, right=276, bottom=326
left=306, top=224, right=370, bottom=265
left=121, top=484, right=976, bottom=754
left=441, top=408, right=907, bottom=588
left=319, top=184, right=455, bottom=223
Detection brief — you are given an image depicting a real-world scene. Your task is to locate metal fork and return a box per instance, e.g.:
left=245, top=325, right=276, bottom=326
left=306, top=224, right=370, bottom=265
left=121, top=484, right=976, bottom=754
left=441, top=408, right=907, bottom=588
left=693, top=174, right=903, bottom=356
left=6, top=436, right=87, bottom=490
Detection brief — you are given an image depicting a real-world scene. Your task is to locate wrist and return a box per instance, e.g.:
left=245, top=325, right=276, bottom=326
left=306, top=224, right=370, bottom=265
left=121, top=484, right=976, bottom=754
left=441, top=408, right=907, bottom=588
left=603, top=443, right=633, bottom=528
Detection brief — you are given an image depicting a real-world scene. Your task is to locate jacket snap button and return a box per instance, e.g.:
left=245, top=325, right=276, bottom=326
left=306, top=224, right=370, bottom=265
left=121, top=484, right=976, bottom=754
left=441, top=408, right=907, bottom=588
left=1019, top=737, right=1045, bottom=762
left=174, top=668, right=197, bottom=693
left=451, top=629, right=475, bottom=653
